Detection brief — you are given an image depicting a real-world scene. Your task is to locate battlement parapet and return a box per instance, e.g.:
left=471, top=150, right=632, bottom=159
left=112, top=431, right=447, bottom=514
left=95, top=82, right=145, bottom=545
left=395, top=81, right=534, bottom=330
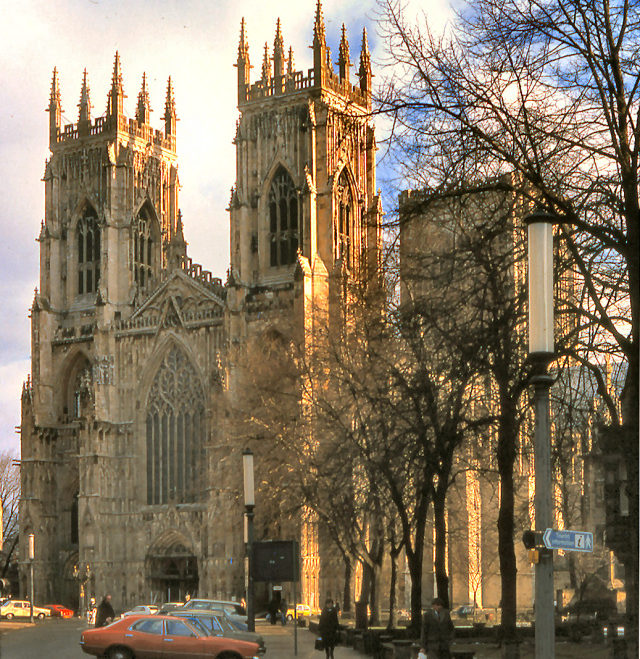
left=54, top=115, right=176, bottom=152
left=240, top=67, right=368, bottom=109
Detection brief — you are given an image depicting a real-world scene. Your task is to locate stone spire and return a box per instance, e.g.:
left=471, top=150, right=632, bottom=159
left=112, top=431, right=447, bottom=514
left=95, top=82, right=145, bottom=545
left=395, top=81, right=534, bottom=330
left=261, top=42, right=271, bottom=84
left=338, top=24, right=350, bottom=84
left=237, top=17, right=251, bottom=101
left=313, top=0, right=326, bottom=85
left=163, top=76, right=176, bottom=137
left=287, top=47, right=295, bottom=76
left=136, top=72, right=151, bottom=125
left=313, top=0, right=326, bottom=46
left=107, top=51, right=124, bottom=117
left=48, top=67, right=62, bottom=145
left=358, top=27, right=372, bottom=100
left=168, top=210, right=187, bottom=270
left=78, top=68, right=92, bottom=126
left=273, top=19, right=285, bottom=80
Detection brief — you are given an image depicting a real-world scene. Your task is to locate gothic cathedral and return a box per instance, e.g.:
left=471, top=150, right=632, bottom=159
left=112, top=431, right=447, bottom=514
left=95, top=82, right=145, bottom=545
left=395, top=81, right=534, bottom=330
left=19, top=2, right=380, bottom=611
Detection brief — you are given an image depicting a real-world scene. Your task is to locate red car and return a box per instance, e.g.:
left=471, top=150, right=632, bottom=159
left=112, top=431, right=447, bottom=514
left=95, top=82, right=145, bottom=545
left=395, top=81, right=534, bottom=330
left=80, top=614, right=262, bottom=659
left=45, top=603, right=74, bottom=618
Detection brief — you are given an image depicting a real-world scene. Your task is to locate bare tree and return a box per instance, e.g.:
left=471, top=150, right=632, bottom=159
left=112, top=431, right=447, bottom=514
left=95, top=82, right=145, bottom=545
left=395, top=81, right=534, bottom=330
left=0, top=452, right=20, bottom=581
left=377, top=0, right=638, bottom=652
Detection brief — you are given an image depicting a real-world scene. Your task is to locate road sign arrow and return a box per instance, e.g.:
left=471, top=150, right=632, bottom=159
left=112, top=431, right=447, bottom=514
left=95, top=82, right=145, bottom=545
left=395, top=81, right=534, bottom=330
left=543, top=528, right=594, bottom=552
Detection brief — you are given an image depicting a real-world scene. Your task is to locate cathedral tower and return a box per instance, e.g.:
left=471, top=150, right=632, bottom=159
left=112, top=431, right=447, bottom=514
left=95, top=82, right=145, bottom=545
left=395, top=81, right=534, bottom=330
left=229, top=1, right=380, bottom=328
left=21, top=58, right=233, bottom=608
left=229, top=2, right=382, bottom=609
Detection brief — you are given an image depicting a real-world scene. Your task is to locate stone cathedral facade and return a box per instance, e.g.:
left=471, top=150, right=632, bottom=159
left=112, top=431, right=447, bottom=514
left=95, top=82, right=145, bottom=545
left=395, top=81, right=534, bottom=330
left=19, top=3, right=380, bottom=611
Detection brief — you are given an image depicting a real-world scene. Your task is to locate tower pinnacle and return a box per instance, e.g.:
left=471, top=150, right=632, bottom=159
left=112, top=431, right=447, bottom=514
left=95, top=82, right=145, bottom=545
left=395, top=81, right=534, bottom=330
left=237, top=18, right=251, bottom=103
left=164, top=76, right=176, bottom=137
left=273, top=18, right=285, bottom=80
left=78, top=69, right=92, bottom=126
left=313, top=0, right=327, bottom=85
left=261, top=42, right=271, bottom=84
left=107, top=51, right=125, bottom=117
left=338, top=24, right=350, bottom=84
left=358, top=27, right=372, bottom=101
left=48, top=67, right=62, bottom=144
left=136, top=72, right=151, bottom=125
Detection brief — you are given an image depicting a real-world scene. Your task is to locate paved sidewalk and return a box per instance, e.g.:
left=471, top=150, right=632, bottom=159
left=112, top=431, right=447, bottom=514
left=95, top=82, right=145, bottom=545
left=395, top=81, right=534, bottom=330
left=257, top=621, right=614, bottom=658
left=258, top=620, right=362, bottom=659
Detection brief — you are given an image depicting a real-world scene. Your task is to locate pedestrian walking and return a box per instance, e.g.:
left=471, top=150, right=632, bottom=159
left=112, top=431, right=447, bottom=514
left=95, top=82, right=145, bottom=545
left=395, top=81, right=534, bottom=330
left=279, top=598, right=288, bottom=625
left=318, top=597, right=339, bottom=659
left=420, top=597, right=454, bottom=659
left=268, top=597, right=279, bottom=625
left=94, top=594, right=115, bottom=628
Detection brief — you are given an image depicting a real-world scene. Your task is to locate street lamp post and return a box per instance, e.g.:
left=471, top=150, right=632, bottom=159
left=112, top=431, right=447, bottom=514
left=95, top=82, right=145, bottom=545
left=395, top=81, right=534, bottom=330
left=525, top=208, right=556, bottom=659
left=73, top=563, right=91, bottom=619
left=243, top=448, right=255, bottom=633
left=28, top=533, right=34, bottom=624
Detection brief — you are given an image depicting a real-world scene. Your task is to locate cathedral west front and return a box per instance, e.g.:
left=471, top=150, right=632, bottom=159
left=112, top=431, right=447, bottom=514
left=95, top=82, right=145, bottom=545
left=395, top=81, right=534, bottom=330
left=19, top=1, right=381, bottom=611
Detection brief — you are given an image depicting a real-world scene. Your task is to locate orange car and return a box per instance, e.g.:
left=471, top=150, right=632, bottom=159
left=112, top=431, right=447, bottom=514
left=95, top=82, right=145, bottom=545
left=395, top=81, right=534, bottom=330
left=45, top=603, right=74, bottom=618
left=80, top=614, right=262, bottom=659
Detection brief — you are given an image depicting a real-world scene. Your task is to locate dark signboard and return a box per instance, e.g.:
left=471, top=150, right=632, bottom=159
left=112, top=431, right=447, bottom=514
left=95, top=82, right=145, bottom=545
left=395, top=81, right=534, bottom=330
left=253, top=540, right=300, bottom=582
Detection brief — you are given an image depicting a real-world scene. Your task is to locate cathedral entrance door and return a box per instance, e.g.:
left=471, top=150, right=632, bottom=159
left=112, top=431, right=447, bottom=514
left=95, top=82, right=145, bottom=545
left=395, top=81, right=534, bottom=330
left=145, top=534, right=198, bottom=603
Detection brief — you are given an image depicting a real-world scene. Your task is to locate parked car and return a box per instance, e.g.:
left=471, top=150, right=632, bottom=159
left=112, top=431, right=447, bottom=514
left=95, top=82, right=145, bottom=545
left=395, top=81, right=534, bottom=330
left=285, top=604, right=317, bottom=621
left=121, top=604, right=159, bottom=617
left=452, top=604, right=476, bottom=619
left=0, top=599, right=51, bottom=620
left=182, top=599, right=248, bottom=628
left=167, top=609, right=266, bottom=654
left=79, top=614, right=261, bottom=659
left=45, top=603, right=75, bottom=618
left=156, top=601, right=184, bottom=614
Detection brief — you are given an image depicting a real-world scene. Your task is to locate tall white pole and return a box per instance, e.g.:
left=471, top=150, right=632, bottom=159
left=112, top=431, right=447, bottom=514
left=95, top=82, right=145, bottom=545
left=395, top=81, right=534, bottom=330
left=526, top=209, right=556, bottom=659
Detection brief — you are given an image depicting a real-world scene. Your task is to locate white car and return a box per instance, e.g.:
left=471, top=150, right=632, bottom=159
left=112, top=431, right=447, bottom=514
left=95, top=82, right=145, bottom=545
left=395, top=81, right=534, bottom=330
left=121, top=604, right=159, bottom=617
left=0, top=599, right=51, bottom=620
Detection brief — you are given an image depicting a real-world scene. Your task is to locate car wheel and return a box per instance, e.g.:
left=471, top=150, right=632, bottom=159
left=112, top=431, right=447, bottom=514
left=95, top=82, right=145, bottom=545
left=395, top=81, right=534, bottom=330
left=287, top=614, right=293, bottom=621
left=5, top=613, right=13, bottom=620
left=107, top=647, right=133, bottom=659
left=37, top=612, right=45, bottom=620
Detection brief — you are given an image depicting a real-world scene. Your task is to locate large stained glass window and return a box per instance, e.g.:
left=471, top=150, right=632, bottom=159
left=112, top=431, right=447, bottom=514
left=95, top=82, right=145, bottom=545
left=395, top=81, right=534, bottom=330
left=269, top=167, right=300, bottom=267
left=146, top=348, right=206, bottom=505
left=77, top=209, right=101, bottom=295
left=133, top=206, right=155, bottom=290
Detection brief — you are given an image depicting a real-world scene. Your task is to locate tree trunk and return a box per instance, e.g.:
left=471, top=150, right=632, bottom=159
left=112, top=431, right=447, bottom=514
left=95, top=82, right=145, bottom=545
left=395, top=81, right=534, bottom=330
left=497, top=397, right=520, bottom=659
left=387, top=548, right=398, bottom=630
left=406, top=547, right=424, bottom=635
left=342, top=554, right=352, bottom=613
left=433, top=487, right=450, bottom=607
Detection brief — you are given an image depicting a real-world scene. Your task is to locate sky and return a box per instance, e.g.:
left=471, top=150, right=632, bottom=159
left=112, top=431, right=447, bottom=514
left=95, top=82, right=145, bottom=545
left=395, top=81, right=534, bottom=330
left=0, top=0, right=451, bottom=455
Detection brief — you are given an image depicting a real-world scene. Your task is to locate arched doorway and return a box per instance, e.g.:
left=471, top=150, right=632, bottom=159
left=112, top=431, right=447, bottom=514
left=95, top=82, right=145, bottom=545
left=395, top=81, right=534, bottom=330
left=145, top=533, right=198, bottom=603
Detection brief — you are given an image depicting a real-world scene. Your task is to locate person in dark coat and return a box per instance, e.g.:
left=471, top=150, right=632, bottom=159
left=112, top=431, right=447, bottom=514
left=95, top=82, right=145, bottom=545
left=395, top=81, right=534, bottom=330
left=318, top=598, right=339, bottom=659
left=279, top=598, right=288, bottom=625
left=268, top=598, right=279, bottom=625
left=94, top=594, right=115, bottom=628
left=420, top=597, right=454, bottom=659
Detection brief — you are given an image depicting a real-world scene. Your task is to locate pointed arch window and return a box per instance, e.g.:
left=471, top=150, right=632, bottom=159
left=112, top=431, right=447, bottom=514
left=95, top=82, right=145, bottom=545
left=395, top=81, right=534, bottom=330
left=269, top=168, right=300, bottom=267
left=133, top=206, right=155, bottom=290
left=77, top=209, right=101, bottom=295
left=335, top=169, right=356, bottom=269
left=146, top=347, right=206, bottom=505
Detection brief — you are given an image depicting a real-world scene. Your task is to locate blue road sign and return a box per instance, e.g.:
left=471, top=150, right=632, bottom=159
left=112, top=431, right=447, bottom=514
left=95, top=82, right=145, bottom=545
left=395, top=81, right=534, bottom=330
left=543, top=528, right=593, bottom=552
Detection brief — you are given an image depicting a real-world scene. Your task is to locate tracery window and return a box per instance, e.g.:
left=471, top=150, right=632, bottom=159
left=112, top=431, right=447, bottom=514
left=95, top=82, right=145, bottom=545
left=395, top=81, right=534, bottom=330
left=77, top=209, right=101, bottom=295
left=334, top=169, right=356, bottom=269
left=268, top=167, right=300, bottom=267
left=133, top=207, right=155, bottom=290
left=146, top=348, right=205, bottom=505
